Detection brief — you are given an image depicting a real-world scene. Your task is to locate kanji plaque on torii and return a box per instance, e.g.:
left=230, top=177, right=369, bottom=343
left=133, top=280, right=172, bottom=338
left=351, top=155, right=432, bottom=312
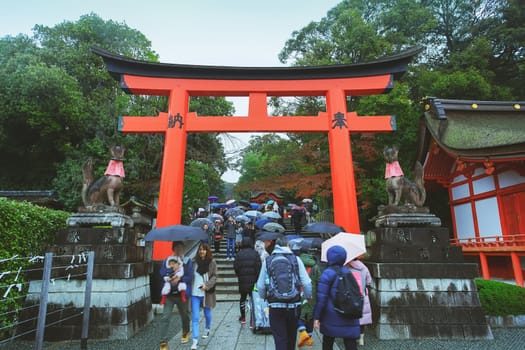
left=94, top=47, right=420, bottom=259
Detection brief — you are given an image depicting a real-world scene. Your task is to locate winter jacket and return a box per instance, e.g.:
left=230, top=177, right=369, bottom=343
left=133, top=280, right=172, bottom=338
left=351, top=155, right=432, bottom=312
left=160, top=254, right=193, bottom=297
left=223, top=219, right=237, bottom=239
left=234, top=237, right=262, bottom=294
left=298, top=252, right=320, bottom=320
left=313, top=245, right=360, bottom=339
left=349, top=259, right=373, bottom=325
left=192, top=258, right=217, bottom=308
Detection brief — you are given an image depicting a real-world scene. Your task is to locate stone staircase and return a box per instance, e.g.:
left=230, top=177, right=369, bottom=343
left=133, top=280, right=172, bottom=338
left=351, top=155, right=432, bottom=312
left=215, top=217, right=302, bottom=302
left=214, top=240, right=240, bottom=302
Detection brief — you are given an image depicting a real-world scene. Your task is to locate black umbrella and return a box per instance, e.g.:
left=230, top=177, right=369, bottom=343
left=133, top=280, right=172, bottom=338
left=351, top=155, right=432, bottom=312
left=144, top=224, right=208, bottom=242
left=255, top=230, right=283, bottom=242
left=302, top=221, right=344, bottom=234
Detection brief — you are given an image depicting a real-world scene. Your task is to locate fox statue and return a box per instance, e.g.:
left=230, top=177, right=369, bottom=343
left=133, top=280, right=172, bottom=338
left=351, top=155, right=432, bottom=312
left=82, top=145, right=125, bottom=208
left=384, top=145, right=426, bottom=207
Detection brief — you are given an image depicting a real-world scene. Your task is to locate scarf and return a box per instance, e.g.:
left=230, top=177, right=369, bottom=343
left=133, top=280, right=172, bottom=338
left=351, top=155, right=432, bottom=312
left=196, top=257, right=212, bottom=276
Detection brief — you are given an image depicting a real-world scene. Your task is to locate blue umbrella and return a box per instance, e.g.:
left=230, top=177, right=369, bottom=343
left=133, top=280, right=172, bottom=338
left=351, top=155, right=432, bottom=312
left=288, top=237, right=323, bottom=252
left=190, top=217, right=213, bottom=228
left=302, top=221, right=344, bottom=234
left=262, top=211, right=281, bottom=219
left=255, top=218, right=272, bottom=229
left=211, top=203, right=228, bottom=209
left=235, top=215, right=251, bottom=223
left=245, top=210, right=262, bottom=220
left=285, top=234, right=303, bottom=241
left=144, top=224, right=208, bottom=242
left=256, top=230, right=283, bottom=242
left=225, top=206, right=244, bottom=218
left=250, top=203, right=260, bottom=209
left=207, top=213, right=224, bottom=222
left=262, top=222, right=285, bottom=233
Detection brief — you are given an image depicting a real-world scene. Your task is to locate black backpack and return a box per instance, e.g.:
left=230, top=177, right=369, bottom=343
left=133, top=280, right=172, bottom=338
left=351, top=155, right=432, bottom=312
left=265, top=253, right=301, bottom=303
left=330, top=266, right=364, bottom=319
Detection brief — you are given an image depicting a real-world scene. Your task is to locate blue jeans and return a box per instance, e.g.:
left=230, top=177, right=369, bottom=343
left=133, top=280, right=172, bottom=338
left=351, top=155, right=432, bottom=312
left=191, top=295, right=212, bottom=340
left=226, top=237, right=236, bottom=259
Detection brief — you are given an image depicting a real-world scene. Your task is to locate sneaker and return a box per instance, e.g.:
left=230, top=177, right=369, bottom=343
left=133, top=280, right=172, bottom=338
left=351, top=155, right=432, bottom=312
left=297, top=330, right=310, bottom=347
left=191, top=338, right=198, bottom=349
left=202, top=329, right=210, bottom=338
left=160, top=341, right=168, bottom=350
left=238, top=316, right=246, bottom=324
left=181, top=332, right=190, bottom=343
left=305, top=336, right=313, bottom=346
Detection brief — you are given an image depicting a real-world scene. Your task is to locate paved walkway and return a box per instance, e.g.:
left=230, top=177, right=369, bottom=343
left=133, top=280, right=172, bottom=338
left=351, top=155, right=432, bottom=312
left=161, top=301, right=524, bottom=350
left=163, top=301, right=335, bottom=350
left=2, top=301, right=523, bottom=349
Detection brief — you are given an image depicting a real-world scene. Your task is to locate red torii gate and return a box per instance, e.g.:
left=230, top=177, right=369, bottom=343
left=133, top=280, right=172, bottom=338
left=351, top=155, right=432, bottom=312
left=94, top=47, right=420, bottom=259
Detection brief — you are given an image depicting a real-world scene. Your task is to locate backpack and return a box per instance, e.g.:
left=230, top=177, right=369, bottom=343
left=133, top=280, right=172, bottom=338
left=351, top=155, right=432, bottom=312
left=330, top=266, right=364, bottom=319
left=265, top=253, right=302, bottom=303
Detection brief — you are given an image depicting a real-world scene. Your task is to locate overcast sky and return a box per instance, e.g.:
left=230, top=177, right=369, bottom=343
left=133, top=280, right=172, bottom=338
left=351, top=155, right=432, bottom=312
left=0, top=0, right=341, bottom=182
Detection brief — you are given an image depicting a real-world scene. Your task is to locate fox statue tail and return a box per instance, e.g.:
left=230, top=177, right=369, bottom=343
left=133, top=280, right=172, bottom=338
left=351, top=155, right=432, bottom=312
left=82, top=158, right=95, bottom=206
left=413, top=161, right=426, bottom=206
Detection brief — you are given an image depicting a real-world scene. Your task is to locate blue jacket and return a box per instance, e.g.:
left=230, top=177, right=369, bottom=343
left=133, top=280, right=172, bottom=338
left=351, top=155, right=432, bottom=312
left=256, top=244, right=312, bottom=308
left=313, top=245, right=360, bottom=339
left=160, top=255, right=193, bottom=297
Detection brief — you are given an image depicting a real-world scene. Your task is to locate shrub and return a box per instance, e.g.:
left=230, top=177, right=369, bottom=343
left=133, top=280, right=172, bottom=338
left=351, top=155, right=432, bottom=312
left=475, top=278, right=525, bottom=316
left=0, top=198, right=70, bottom=340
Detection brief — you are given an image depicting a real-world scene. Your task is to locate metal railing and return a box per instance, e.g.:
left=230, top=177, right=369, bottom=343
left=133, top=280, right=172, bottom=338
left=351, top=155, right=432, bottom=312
left=0, top=251, right=94, bottom=349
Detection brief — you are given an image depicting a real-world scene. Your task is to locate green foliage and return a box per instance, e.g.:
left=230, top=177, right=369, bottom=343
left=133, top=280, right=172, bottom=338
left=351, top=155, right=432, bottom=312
left=182, top=160, right=218, bottom=224
left=0, top=198, right=69, bottom=257
left=0, top=198, right=70, bottom=339
left=475, top=278, right=525, bottom=316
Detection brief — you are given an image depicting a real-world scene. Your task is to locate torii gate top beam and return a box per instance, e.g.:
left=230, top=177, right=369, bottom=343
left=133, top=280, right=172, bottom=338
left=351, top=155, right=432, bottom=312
left=93, top=46, right=421, bottom=89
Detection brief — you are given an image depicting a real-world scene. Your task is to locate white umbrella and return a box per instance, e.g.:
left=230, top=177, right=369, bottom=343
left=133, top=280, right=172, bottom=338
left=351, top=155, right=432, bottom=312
left=262, top=211, right=281, bottom=219
left=321, top=232, right=366, bottom=265
left=226, top=199, right=236, bottom=205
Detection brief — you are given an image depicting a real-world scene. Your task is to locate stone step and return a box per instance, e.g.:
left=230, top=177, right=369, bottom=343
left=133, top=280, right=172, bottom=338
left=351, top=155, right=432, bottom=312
left=216, top=277, right=238, bottom=284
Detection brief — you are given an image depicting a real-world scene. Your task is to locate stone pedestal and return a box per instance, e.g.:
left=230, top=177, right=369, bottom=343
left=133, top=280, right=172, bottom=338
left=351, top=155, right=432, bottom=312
left=20, top=214, right=153, bottom=341
left=366, top=225, right=493, bottom=339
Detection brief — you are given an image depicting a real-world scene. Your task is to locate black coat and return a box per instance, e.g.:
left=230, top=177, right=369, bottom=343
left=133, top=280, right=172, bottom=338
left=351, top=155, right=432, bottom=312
left=233, top=245, right=262, bottom=294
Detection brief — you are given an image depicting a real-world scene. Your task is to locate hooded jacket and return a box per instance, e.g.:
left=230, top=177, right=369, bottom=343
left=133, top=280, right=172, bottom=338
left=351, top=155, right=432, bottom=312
left=313, top=245, right=360, bottom=339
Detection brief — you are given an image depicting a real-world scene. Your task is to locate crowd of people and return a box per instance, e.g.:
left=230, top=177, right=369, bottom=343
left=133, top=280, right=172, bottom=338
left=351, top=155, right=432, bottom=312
left=158, top=199, right=370, bottom=350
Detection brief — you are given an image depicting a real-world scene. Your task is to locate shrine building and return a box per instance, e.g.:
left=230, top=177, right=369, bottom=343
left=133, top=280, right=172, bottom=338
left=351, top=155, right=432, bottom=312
left=416, top=97, right=525, bottom=287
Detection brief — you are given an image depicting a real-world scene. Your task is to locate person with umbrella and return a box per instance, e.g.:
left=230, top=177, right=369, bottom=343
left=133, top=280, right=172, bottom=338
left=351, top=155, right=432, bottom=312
left=159, top=241, right=193, bottom=349
left=313, top=245, right=360, bottom=350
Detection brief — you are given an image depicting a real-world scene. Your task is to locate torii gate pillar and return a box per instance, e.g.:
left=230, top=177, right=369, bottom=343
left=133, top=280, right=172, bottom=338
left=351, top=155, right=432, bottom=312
left=94, top=47, right=420, bottom=259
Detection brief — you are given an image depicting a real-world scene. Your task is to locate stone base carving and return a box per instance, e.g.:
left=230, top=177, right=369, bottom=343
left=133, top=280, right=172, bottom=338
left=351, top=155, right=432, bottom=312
left=67, top=212, right=134, bottom=228
left=373, top=213, right=442, bottom=228
left=365, top=226, right=492, bottom=339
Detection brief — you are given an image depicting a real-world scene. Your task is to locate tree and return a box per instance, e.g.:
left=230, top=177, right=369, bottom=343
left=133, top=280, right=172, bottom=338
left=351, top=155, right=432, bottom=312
left=236, top=0, right=523, bottom=229
left=1, top=14, right=233, bottom=213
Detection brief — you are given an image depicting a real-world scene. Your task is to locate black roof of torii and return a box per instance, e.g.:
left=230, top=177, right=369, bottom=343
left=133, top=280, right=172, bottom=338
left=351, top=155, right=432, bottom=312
left=92, top=46, right=422, bottom=81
